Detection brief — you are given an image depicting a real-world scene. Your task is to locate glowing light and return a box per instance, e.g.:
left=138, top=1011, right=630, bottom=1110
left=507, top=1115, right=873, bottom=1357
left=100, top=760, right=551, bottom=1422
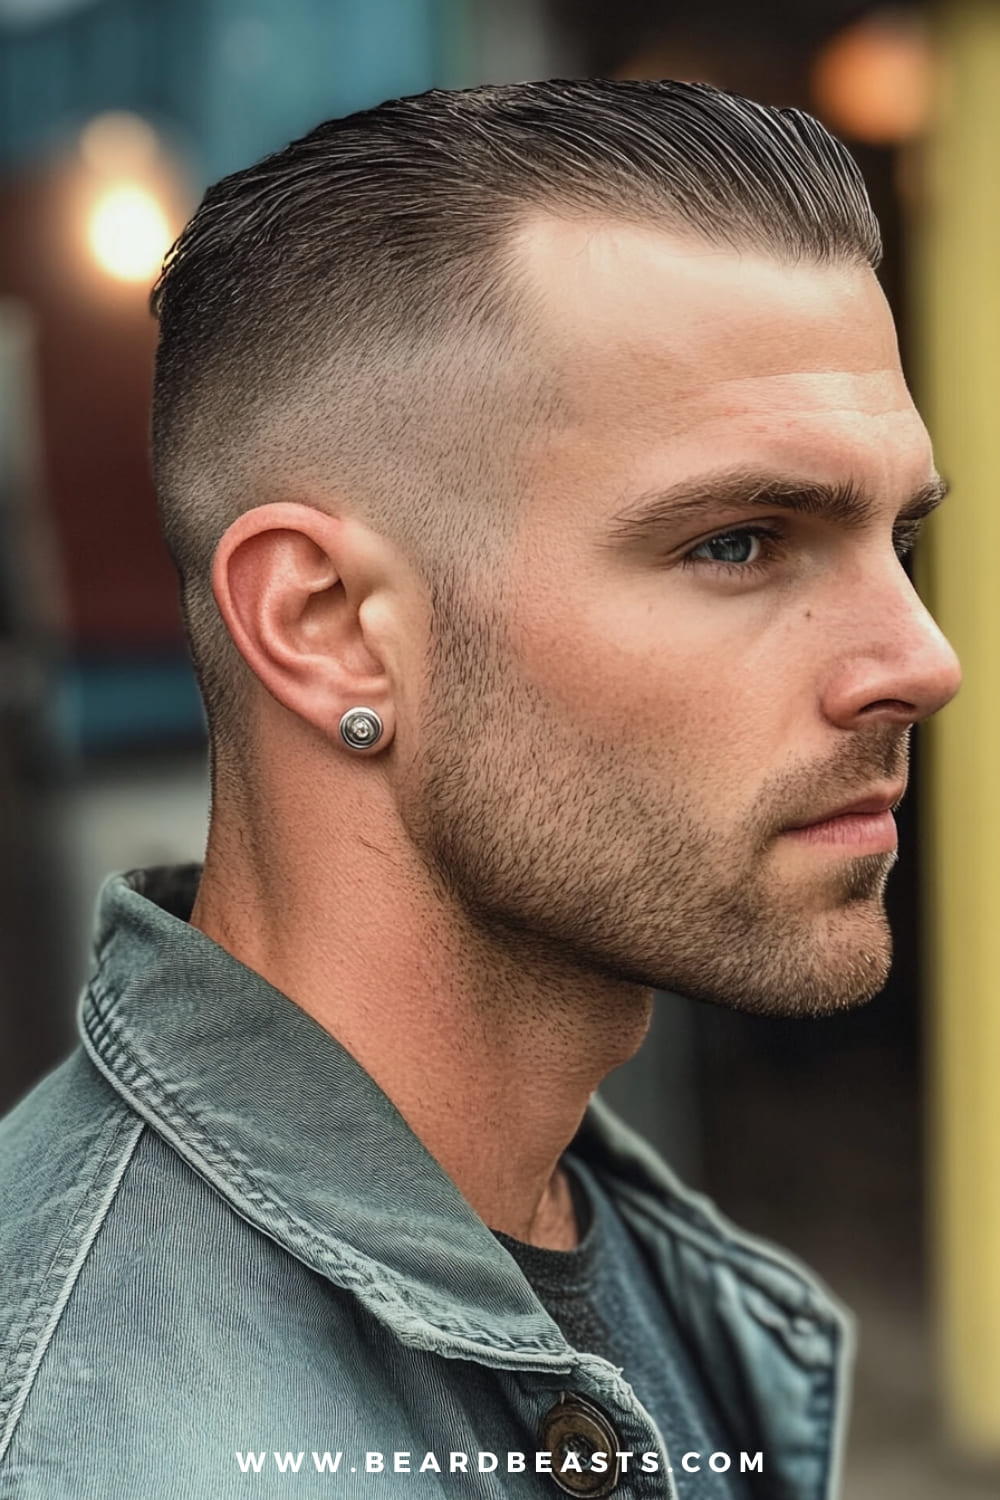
left=87, top=183, right=171, bottom=283
left=811, top=11, right=935, bottom=144
left=81, top=111, right=159, bottom=175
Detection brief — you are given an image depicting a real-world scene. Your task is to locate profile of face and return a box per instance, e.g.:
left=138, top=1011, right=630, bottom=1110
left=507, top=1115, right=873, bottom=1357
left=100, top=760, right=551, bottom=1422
left=397, top=221, right=962, bottom=1018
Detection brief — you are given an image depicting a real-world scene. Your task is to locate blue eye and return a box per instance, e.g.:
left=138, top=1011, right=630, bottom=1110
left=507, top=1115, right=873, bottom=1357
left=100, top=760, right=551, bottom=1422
left=679, top=522, right=787, bottom=576
left=679, top=523, right=786, bottom=577
left=689, top=530, right=763, bottom=565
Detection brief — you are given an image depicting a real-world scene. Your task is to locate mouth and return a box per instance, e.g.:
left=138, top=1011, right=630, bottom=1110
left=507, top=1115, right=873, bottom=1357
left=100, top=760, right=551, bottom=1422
left=780, top=785, right=906, bottom=853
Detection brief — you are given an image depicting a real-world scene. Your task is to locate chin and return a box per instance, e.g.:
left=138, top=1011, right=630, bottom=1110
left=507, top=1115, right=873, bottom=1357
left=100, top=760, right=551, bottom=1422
left=774, top=907, right=894, bottom=1018
left=666, top=904, right=893, bottom=1020
left=762, top=863, right=896, bottom=1014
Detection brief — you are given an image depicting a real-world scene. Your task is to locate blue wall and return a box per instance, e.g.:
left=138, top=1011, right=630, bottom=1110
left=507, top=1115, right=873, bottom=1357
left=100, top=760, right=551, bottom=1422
left=0, top=0, right=466, bottom=179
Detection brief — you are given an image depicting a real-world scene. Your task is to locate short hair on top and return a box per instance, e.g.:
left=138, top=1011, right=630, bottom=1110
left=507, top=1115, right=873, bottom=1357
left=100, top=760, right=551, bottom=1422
left=150, top=77, right=881, bottom=777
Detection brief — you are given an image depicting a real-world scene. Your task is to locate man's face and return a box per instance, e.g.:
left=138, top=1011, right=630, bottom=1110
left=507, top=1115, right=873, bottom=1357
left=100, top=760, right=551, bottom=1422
left=399, top=219, right=961, bottom=1016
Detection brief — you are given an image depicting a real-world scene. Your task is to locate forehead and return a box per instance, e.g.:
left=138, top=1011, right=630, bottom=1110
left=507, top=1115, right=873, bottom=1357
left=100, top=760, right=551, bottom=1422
left=511, top=216, right=932, bottom=514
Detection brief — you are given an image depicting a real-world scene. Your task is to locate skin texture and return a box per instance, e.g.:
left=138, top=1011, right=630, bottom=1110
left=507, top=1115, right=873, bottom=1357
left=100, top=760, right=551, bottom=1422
left=191, top=219, right=961, bottom=1249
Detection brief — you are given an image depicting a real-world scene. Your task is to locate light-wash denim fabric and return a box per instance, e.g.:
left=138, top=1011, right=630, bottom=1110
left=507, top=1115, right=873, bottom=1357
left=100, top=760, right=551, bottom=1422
left=0, top=866, right=855, bottom=1500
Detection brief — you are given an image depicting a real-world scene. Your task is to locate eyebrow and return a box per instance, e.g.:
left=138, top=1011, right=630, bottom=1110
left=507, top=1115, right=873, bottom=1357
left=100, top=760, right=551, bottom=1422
left=602, top=468, right=951, bottom=548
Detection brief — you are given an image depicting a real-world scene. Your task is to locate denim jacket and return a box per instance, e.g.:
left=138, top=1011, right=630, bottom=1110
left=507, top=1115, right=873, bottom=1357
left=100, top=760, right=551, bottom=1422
left=0, top=866, right=854, bottom=1499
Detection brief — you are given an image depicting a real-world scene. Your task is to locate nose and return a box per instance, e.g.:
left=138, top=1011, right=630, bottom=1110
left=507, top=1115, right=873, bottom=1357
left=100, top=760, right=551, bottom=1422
left=822, top=562, right=962, bottom=730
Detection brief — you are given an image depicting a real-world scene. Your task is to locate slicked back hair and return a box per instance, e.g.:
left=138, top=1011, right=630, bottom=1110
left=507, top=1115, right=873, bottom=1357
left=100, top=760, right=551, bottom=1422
left=150, top=78, right=882, bottom=778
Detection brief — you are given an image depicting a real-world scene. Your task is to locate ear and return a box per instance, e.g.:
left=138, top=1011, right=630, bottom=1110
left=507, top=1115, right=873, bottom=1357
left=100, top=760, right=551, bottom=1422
left=211, top=502, right=399, bottom=753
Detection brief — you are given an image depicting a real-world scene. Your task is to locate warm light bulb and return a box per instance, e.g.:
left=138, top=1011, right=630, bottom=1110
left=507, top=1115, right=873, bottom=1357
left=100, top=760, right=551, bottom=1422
left=811, top=12, right=934, bottom=144
left=87, top=183, right=171, bottom=283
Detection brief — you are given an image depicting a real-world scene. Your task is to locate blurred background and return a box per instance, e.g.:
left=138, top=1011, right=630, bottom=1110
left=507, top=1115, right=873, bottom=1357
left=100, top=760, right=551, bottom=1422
left=0, top=2, right=998, bottom=1496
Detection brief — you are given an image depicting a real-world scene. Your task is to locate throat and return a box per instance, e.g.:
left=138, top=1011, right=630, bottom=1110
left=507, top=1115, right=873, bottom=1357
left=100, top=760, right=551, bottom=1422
left=491, top=1163, right=583, bottom=1250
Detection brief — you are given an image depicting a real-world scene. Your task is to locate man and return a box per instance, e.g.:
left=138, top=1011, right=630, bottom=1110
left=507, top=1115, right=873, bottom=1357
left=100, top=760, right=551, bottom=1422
left=0, top=78, right=960, bottom=1499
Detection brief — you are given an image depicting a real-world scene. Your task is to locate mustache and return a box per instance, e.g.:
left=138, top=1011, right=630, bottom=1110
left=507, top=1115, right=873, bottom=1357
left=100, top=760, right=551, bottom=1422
left=757, top=727, right=911, bottom=843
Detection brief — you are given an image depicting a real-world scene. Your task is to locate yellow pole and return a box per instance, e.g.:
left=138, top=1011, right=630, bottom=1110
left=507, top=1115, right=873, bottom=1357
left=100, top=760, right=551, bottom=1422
left=915, top=0, right=1000, bottom=1460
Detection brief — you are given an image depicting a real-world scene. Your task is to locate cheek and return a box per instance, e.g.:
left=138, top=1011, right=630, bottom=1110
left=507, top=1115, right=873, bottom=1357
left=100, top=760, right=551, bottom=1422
left=506, top=571, right=793, bottom=775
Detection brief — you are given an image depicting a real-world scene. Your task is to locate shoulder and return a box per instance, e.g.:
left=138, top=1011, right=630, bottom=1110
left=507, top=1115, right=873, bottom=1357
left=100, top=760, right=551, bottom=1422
left=0, top=1047, right=145, bottom=1262
left=0, top=1053, right=143, bottom=1432
left=0, top=1052, right=143, bottom=1489
left=0, top=1054, right=403, bottom=1499
left=0, top=1049, right=145, bottom=1382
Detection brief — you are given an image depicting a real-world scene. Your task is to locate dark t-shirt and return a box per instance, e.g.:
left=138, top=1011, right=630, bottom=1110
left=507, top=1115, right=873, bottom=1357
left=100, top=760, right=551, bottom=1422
left=494, top=1153, right=755, bottom=1498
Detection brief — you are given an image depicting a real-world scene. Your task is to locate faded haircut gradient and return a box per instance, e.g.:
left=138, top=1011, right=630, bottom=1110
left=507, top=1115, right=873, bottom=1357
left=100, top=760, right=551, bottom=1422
left=149, top=78, right=881, bottom=782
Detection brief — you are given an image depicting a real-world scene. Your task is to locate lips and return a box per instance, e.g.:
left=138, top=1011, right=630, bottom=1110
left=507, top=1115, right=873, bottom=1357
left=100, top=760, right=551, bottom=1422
left=787, top=785, right=906, bottom=831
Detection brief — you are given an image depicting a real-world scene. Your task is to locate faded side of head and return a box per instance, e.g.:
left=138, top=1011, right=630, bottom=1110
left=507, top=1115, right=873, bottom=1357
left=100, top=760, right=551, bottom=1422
left=149, top=77, right=882, bottom=783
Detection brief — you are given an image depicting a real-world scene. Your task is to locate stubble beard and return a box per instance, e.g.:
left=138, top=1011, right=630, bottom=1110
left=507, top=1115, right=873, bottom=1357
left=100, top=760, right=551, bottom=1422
left=397, top=586, right=903, bottom=1020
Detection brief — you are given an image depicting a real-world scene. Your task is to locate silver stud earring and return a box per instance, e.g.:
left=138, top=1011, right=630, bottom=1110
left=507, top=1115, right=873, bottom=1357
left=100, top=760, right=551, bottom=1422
left=338, top=706, right=384, bottom=750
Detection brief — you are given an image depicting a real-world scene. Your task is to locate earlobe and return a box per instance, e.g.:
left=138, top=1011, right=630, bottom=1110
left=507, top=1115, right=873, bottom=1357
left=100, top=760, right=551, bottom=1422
left=210, top=502, right=396, bottom=749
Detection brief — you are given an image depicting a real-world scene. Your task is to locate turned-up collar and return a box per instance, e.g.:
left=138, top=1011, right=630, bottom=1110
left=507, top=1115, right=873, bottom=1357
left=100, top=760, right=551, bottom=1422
left=82, top=864, right=575, bottom=1365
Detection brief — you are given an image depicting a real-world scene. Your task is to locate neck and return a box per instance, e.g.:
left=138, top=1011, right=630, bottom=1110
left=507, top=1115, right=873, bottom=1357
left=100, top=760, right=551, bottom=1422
left=191, top=790, right=653, bottom=1249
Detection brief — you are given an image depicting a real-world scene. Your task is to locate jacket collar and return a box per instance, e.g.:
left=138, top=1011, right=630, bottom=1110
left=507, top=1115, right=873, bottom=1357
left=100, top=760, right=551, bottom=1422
left=81, top=866, right=850, bottom=1376
left=83, top=865, right=571, bottom=1364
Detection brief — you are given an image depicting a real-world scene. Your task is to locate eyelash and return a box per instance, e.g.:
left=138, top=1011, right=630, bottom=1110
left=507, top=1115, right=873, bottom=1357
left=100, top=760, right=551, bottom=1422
left=679, top=520, right=926, bottom=576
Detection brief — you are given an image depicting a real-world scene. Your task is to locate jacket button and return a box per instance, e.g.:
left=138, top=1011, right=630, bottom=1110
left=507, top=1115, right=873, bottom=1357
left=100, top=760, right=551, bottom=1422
left=539, top=1393, right=622, bottom=1497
